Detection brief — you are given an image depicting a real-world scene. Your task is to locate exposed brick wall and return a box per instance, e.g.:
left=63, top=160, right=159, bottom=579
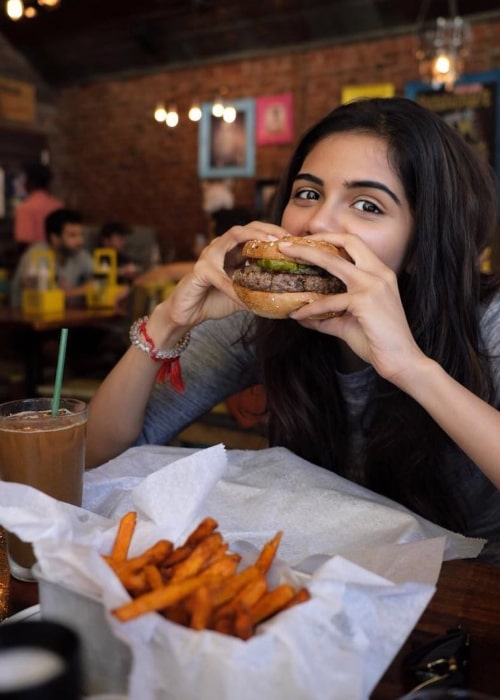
left=2, top=21, right=500, bottom=261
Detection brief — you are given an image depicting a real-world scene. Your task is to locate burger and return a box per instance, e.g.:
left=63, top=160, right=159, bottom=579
left=232, top=236, right=350, bottom=319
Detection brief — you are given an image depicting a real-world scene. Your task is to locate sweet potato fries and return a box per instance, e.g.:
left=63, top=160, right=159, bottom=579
left=105, top=512, right=310, bottom=640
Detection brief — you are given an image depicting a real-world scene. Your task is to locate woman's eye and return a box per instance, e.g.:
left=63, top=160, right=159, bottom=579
left=353, top=199, right=382, bottom=214
left=294, top=188, right=319, bottom=201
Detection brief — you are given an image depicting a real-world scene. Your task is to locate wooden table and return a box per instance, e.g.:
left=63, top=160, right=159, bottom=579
left=0, top=307, right=125, bottom=396
left=1, top=530, right=499, bottom=698
left=373, top=559, right=500, bottom=698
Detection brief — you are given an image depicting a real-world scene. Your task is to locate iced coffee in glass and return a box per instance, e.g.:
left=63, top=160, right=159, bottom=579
left=0, top=398, right=87, bottom=582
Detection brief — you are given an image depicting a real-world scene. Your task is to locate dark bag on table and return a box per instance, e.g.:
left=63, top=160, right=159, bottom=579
left=402, top=627, right=470, bottom=695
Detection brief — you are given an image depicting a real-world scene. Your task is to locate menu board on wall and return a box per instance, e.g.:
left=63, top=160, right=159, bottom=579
left=405, top=70, right=500, bottom=179
left=0, top=76, right=35, bottom=123
left=341, top=82, right=395, bottom=104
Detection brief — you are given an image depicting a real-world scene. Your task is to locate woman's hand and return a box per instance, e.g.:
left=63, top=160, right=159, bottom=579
left=281, top=233, right=426, bottom=386
left=156, top=221, right=289, bottom=330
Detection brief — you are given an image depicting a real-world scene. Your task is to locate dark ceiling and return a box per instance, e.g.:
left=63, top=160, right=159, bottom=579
left=1, top=0, right=499, bottom=87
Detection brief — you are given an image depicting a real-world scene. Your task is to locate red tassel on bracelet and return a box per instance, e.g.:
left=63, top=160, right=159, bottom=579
left=139, top=321, right=186, bottom=391
left=155, top=357, right=185, bottom=390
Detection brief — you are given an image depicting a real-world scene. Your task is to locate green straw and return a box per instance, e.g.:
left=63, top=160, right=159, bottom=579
left=51, top=327, right=68, bottom=416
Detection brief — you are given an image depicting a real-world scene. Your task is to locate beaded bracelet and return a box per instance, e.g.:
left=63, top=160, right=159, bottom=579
left=129, top=316, right=191, bottom=390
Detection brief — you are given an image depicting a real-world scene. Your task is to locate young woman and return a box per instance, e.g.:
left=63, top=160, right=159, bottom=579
left=87, top=97, right=500, bottom=562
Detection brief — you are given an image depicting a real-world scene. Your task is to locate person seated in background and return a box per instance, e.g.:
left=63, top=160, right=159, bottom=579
left=14, top=163, right=64, bottom=252
left=10, top=208, right=93, bottom=309
left=96, top=221, right=141, bottom=284
left=199, top=178, right=254, bottom=251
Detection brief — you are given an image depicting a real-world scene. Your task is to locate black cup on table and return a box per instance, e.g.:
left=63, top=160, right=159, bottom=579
left=0, top=621, right=82, bottom=699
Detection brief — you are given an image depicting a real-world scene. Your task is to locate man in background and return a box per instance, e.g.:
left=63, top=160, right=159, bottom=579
left=10, top=208, right=93, bottom=309
left=14, top=163, right=64, bottom=251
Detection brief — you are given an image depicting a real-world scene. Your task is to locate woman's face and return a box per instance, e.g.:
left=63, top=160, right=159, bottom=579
left=281, top=132, right=414, bottom=273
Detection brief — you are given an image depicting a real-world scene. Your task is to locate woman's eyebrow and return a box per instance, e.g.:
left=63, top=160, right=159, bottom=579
left=294, top=172, right=323, bottom=186
left=345, top=179, right=401, bottom=205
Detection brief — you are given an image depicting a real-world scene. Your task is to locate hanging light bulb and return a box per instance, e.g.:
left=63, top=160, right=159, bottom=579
left=153, top=103, right=167, bottom=122
left=38, top=0, right=61, bottom=6
left=23, top=3, right=37, bottom=17
left=212, top=97, right=225, bottom=118
left=6, top=0, right=24, bottom=20
left=188, top=103, right=202, bottom=122
left=222, top=105, right=237, bottom=123
left=416, top=9, right=471, bottom=91
left=434, top=53, right=451, bottom=75
left=165, top=106, right=179, bottom=128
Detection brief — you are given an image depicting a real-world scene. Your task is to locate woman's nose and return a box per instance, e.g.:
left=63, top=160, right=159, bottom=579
left=305, top=202, right=341, bottom=234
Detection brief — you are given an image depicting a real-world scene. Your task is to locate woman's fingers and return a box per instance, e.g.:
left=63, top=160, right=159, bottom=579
left=163, top=221, right=292, bottom=326
left=279, top=234, right=401, bottom=317
left=280, top=234, right=423, bottom=379
left=278, top=232, right=393, bottom=283
left=195, top=222, right=291, bottom=295
left=288, top=292, right=350, bottom=321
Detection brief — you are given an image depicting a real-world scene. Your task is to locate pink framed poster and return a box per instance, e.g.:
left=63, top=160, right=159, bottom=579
left=256, top=93, right=294, bottom=145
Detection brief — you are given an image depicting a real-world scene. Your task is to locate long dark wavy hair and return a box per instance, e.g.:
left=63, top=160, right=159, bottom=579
left=253, top=97, right=500, bottom=532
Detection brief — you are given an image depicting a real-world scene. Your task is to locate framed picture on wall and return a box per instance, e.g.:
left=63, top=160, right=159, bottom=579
left=256, top=93, right=294, bottom=145
left=198, top=98, right=255, bottom=179
left=405, top=70, right=500, bottom=179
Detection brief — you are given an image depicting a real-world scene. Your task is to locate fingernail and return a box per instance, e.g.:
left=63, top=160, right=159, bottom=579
left=265, top=234, right=278, bottom=241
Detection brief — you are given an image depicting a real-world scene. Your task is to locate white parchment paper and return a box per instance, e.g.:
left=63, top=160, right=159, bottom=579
left=0, top=444, right=485, bottom=700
